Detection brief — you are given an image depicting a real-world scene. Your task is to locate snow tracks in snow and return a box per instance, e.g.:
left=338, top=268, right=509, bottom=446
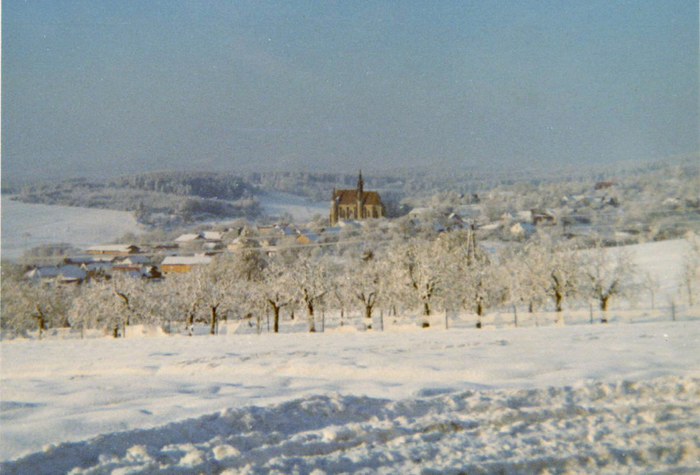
left=3, top=376, right=698, bottom=474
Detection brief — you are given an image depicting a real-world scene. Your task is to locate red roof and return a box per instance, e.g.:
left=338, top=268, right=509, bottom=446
left=333, top=189, right=382, bottom=206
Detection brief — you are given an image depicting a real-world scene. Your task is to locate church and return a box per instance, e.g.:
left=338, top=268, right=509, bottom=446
left=329, top=172, right=385, bottom=225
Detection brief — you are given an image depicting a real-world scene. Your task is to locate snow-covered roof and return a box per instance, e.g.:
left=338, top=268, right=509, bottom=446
left=201, top=231, right=223, bottom=241
left=25, top=266, right=60, bottom=280
left=510, top=222, right=536, bottom=236
left=409, top=207, right=433, bottom=217
left=119, top=256, right=151, bottom=265
left=83, top=262, right=113, bottom=271
left=161, top=256, right=213, bottom=266
left=479, top=222, right=502, bottom=231
left=57, top=265, right=87, bottom=281
left=296, top=233, right=319, bottom=243
left=175, top=233, right=203, bottom=243
left=86, top=244, right=139, bottom=253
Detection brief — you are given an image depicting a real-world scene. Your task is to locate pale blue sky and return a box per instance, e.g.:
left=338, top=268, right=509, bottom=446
left=2, top=1, right=698, bottom=181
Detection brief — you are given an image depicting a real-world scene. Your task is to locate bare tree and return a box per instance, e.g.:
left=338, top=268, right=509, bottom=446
left=641, top=271, right=660, bottom=310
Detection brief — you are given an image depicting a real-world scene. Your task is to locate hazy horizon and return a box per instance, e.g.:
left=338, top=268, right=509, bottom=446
left=2, top=1, right=698, bottom=183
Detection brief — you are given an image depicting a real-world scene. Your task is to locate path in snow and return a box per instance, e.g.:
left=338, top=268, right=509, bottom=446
left=2, top=376, right=697, bottom=474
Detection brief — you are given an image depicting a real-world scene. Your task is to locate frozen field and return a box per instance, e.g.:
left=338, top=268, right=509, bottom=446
left=1, top=192, right=326, bottom=260
left=1, top=198, right=143, bottom=260
left=258, top=191, right=328, bottom=221
left=1, top=318, right=699, bottom=473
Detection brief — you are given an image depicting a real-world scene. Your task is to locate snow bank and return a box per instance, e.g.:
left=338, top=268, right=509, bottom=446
left=1, top=320, right=698, bottom=472
left=2, top=376, right=697, bottom=474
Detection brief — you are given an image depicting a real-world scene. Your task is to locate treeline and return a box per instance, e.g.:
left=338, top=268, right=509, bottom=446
left=244, top=171, right=408, bottom=201
left=3, top=230, right=698, bottom=339
left=111, top=171, right=256, bottom=201
left=9, top=174, right=262, bottom=227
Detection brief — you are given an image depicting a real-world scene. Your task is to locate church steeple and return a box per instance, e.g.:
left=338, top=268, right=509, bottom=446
left=357, top=170, right=364, bottom=197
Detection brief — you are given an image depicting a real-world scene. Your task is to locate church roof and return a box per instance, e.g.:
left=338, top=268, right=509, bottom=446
left=333, top=189, right=382, bottom=206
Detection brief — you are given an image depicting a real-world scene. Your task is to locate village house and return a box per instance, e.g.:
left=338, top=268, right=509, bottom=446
left=174, top=233, right=203, bottom=244
left=296, top=231, right=319, bottom=246
left=86, top=244, right=140, bottom=255
left=330, top=171, right=385, bottom=225
left=160, top=255, right=213, bottom=273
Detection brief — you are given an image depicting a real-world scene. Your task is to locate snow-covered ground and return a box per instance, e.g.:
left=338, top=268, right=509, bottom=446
left=1, top=230, right=699, bottom=472
left=1, top=198, right=144, bottom=260
left=1, top=319, right=699, bottom=473
left=258, top=191, right=328, bottom=222
left=1, top=192, right=327, bottom=260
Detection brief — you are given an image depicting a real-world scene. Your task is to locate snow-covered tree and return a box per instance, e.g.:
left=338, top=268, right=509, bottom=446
left=194, top=258, right=239, bottom=335
left=681, top=234, right=699, bottom=306
left=581, top=244, right=636, bottom=320
left=526, top=236, right=581, bottom=322
left=290, top=253, right=332, bottom=332
left=391, top=238, right=447, bottom=318
left=69, top=280, right=128, bottom=337
left=1, top=277, right=75, bottom=337
left=345, top=250, right=387, bottom=322
left=255, top=253, right=295, bottom=333
left=441, top=229, right=495, bottom=326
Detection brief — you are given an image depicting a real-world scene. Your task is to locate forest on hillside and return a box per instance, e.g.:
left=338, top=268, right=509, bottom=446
left=4, top=154, right=699, bottom=233
left=5, top=173, right=263, bottom=227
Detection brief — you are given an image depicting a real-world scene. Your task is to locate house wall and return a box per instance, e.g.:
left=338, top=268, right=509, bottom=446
left=161, top=264, right=192, bottom=273
left=87, top=250, right=131, bottom=255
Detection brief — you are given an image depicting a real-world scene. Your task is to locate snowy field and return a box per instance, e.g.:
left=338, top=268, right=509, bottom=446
left=1, top=198, right=144, bottom=260
left=1, top=233, right=699, bottom=473
left=1, top=192, right=326, bottom=260
left=258, top=191, right=328, bottom=221
left=1, top=316, right=699, bottom=473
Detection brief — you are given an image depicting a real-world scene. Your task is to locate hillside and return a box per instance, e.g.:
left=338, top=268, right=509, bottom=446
left=6, top=172, right=262, bottom=228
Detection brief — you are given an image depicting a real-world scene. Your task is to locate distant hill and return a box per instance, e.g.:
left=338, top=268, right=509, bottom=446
left=8, top=172, right=262, bottom=228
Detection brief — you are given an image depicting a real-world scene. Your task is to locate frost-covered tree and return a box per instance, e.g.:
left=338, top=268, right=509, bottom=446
left=1, top=276, right=75, bottom=337
left=153, top=273, right=202, bottom=335
left=391, top=238, right=447, bottom=318
left=527, top=236, right=581, bottom=322
left=194, top=258, right=238, bottom=335
left=517, top=242, right=552, bottom=314
left=581, top=244, right=636, bottom=320
left=345, top=250, right=387, bottom=322
left=441, top=230, right=494, bottom=326
left=69, top=279, right=132, bottom=337
left=255, top=254, right=295, bottom=333
left=290, top=253, right=332, bottom=332
left=227, top=242, right=267, bottom=282
left=681, top=234, right=699, bottom=306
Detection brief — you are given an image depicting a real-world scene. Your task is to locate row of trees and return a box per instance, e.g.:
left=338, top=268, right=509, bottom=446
left=6, top=230, right=695, bottom=339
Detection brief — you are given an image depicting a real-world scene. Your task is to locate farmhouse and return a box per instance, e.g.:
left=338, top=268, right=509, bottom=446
left=330, top=171, right=385, bottom=225
left=86, top=244, right=140, bottom=255
left=160, top=255, right=213, bottom=273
